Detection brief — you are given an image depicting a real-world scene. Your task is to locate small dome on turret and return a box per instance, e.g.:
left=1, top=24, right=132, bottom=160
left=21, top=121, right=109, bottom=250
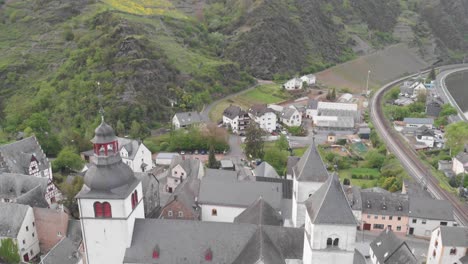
left=92, top=121, right=116, bottom=144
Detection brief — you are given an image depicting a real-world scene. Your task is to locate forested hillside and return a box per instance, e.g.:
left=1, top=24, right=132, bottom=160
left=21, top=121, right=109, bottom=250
left=0, top=0, right=466, bottom=154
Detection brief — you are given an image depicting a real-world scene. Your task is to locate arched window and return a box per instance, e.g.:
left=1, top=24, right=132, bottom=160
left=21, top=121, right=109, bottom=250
left=326, top=238, right=333, bottom=247
left=211, top=209, right=217, bottom=216
left=94, top=202, right=103, bottom=217
left=131, top=193, right=135, bottom=209
left=103, top=202, right=112, bottom=218
left=433, top=249, right=436, bottom=257
left=134, top=190, right=138, bottom=205
left=450, top=248, right=457, bottom=255
left=333, top=238, right=339, bottom=247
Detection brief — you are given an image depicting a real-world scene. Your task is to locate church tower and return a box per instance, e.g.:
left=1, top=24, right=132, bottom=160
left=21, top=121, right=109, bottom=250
left=76, top=120, right=145, bottom=264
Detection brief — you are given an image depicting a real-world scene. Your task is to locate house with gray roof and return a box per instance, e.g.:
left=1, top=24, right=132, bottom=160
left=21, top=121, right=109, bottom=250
left=234, top=197, right=283, bottom=226
left=408, top=197, right=456, bottom=238
left=198, top=171, right=282, bottom=223
left=452, top=148, right=468, bottom=175
left=0, top=172, right=51, bottom=207
left=248, top=104, right=277, bottom=133
left=427, top=226, right=468, bottom=264
left=426, top=100, right=442, bottom=117
left=403, top=117, right=434, bottom=129
left=280, top=106, right=302, bottom=127
left=172, top=111, right=202, bottom=129
left=0, top=202, right=40, bottom=262
left=222, top=105, right=250, bottom=134
left=369, top=228, right=417, bottom=264
left=305, top=99, right=319, bottom=118
left=291, top=142, right=329, bottom=227
left=253, top=161, right=280, bottom=178
left=303, top=173, right=359, bottom=264
left=123, top=219, right=303, bottom=264
left=166, top=156, right=203, bottom=194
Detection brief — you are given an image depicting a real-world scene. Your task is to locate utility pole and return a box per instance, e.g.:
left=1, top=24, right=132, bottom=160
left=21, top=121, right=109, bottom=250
left=366, top=70, right=371, bottom=97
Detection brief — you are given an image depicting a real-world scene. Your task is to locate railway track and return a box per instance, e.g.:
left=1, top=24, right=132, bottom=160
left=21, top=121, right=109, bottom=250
left=370, top=69, right=468, bottom=226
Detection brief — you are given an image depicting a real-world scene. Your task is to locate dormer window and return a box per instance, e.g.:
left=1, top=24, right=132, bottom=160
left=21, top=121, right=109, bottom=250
left=152, top=245, right=160, bottom=259
left=450, top=248, right=456, bottom=255
left=131, top=190, right=138, bottom=209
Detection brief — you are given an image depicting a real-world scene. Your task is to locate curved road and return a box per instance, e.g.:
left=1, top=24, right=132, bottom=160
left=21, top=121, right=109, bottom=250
left=435, top=67, right=468, bottom=121
left=370, top=67, right=468, bottom=226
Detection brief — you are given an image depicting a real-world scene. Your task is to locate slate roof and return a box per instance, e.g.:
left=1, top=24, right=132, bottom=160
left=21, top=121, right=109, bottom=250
left=439, top=226, right=468, bottom=247
left=370, top=229, right=417, bottom=264
left=66, top=220, right=82, bottom=245
left=409, top=197, right=454, bottom=221
left=169, top=156, right=202, bottom=179
left=0, top=202, right=29, bottom=238
left=305, top=173, right=357, bottom=225
left=0, top=136, right=50, bottom=175
left=280, top=107, right=297, bottom=120
left=286, top=156, right=300, bottom=177
left=174, top=111, right=202, bottom=126
left=223, top=105, right=243, bottom=120
left=248, top=104, right=275, bottom=117
left=415, top=126, right=435, bottom=137
left=234, top=197, right=283, bottom=226
left=460, top=255, right=468, bottom=264
left=41, top=237, right=81, bottom=264
left=198, top=174, right=282, bottom=210
left=232, top=227, right=285, bottom=264
left=0, top=172, right=49, bottom=207
left=292, top=143, right=329, bottom=182
left=204, top=168, right=237, bottom=182
left=361, top=189, right=409, bottom=216
left=402, top=179, right=432, bottom=198
left=455, top=151, right=468, bottom=165
left=162, top=172, right=201, bottom=218
left=426, top=100, right=442, bottom=117
left=124, top=219, right=303, bottom=264
left=353, top=249, right=367, bottom=264
left=253, top=161, right=279, bottom=178
left=403, top=117, right=434, bottom=125
left=117, top=137, right=141, bottom=160
left=255, top=176, right=293, bottom=199
left=344, top=185, right=362, bottom=211
left=306, top=99, right=319, bottom=110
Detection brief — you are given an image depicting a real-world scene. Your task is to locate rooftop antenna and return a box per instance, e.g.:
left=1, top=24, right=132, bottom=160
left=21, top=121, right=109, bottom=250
left=97, top=81, right=104, bottom=122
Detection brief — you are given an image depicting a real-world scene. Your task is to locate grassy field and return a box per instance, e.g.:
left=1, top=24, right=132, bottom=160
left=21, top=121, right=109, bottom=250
left=338, top=167, right=380, bottom=188
left=209, top=83, right=292, bottom=122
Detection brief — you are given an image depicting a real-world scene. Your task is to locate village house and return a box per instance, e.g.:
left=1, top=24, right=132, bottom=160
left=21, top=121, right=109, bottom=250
left=305, top=99, right=319, bottom=119
left=452, top=145, right=468, bottom=175
left=166, top=155, right=203, bottom=193
left=33, top=207, right=69, bottom=254
left=0, top=137, right=59, bottom=204
left=253, top=161, right=280, bottom=178
left=154, top=152, right=179, bottom=166
left=426, top=100, right=442, bottom=117
left=222, top=105, right=250, bottom=134
left=403, top=117, right=434, bottom=129
left=248, top=104, right=277, bottom=133
left=172, top=111, right=202, bottom=129
left=400, top=80, right=427, bottom=98
left=284, top=77, right=303, bottom=90
left=369, top=228, right=417, bottom=264
left=280, top=106, right=302, bottom=127
left=300, top=74, right=316, bottom=86
left=415, top=125, right=436, bottom=148
left=317, top=101, right=359, bottom=122
left=426, top=226, right=468, bottom=264
left=407, top=197, right=456, bottom=238
left=360, top=189, right=409, bottom=235
left=0, top=202, right=40, bottom=263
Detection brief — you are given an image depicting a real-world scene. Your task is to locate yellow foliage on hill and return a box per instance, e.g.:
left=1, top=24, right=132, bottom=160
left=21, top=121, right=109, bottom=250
left=102, top=0, right=187, bottom=19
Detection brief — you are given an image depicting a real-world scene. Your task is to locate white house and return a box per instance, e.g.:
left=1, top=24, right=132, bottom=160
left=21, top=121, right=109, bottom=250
left=155, top=152, right=179, bottom=166
left=222, top=105, right=250, bottom=134
left=0, top=203, right=40, bottom=263
left=303, top=173, right=357, bottom=264
left=248, top=104, right=277, bottom=133
left=76, top=120, right=145, bottom=264
left=172, top=111, right=202, bottom=129
left=280, top=106, right=302, bottom=127
left=166, top=156, right=203, bottom=193
left=300, top=74, right=316, bottom=86
left=317, top=101, right=359, bottom=122
left=403, top=117, right=434, bottom=129
left=408, top=197, right=456, bottom=238
left=306, top=99, right=319, bottom=119
left=198, top=169, right=282, bottom=223
left=426, top=226, right=468, bottom=264
left=415, top=126, right=435, bottom=148
left=369, top=229, right=417, bottom=264
left=118, top=137, right=153, bottom=173
left=292, top=143, right=330, bottom=227
left=284, top=77, right=303, bottom=90
left=452, top=147, right=468, bottom=175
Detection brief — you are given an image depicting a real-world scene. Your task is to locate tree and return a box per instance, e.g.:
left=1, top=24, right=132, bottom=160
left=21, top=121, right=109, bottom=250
left=365, top=150, right=385, bottom=169
left=116, top=120, right=125, bottom=136
left=52, top=147, right=84, bottom=173
left=417, top=91, right=427, bottom=104
left=245, top=123, right=265, bottom=159
left=0, top=238, right=20, bottom=264
left=446, top=122, right=468, bottom=156
left=343, top=178, right=350, bottom=185
left=59, top=175, right=84, bottom=218
left=207, top=145, right=219, bottom=169
left=130, top=120, right=142, bottom=139
left=428, top=67, right=436, bottom=81
left=275, top=135, right=288, bottom=151
left=263, top=148, right=289, bottom=176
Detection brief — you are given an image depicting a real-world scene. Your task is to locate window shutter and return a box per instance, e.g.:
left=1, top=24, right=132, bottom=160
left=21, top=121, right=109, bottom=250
left=103, top=202, right=112, bottom=218
left=94, top=202, right=103, bottom=217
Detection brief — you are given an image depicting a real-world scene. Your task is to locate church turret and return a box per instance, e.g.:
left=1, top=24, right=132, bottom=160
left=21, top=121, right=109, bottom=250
left=77, top=119, right=145, bottom=264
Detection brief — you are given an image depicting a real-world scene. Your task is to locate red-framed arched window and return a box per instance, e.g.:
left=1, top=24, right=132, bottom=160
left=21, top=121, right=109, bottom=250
left=103, top=202, right=112, bottom=218
left=131, top=193, right=135, bottom=209
left=94, top=202, right=103, bottom=217
left=131, top=190, right=138, bottom=209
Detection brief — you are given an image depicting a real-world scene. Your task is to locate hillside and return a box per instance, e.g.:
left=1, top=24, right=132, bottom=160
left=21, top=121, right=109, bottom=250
left=0, top=0, right=467, bottom=154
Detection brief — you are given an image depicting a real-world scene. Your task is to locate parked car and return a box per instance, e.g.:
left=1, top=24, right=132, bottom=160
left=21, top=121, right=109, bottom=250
left=200, top=149, right=207, bottom=155
left=180, top=150, right=185, bottom=155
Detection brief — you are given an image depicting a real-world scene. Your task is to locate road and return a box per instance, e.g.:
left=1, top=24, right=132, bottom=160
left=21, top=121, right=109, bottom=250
left=370, top=67, right=468, bottom=226
left=435, top=66, right=468, bottom=121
